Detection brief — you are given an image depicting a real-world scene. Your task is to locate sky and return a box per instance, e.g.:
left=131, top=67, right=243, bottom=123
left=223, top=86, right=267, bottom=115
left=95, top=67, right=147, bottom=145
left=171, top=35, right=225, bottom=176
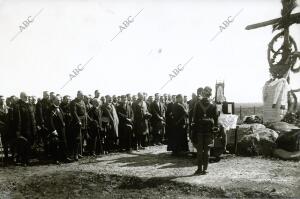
left=0, top=0, right=300, bottom=102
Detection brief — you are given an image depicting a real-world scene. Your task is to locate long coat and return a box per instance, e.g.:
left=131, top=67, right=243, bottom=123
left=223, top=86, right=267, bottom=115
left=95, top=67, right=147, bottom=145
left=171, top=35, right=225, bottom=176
left=132, top=100, right=151, bottom=136
left=88, top=106, right=102, bottom=138
left=70, top=98, right=88, bottom=140
left=101, top=103, right=119, bottom=138
left=116, top=102, right=133, bottom=126
left=49, top=105, right=65, bottom=134
left=36, top=98, right=51, bottom=130
left=167, top=102, right=189, bottom=152
left=49, top=105, right=67, bottom=145
left=149, top=101, right=165, bottom=131
left=14, top=100, right=36, bottom=144
left=116, top=102, right=134, bottom=148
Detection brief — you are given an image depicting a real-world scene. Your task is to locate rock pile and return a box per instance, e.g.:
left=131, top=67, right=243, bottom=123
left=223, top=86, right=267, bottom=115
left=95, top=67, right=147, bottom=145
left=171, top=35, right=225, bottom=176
left=233, top=121, right=300, bottom=160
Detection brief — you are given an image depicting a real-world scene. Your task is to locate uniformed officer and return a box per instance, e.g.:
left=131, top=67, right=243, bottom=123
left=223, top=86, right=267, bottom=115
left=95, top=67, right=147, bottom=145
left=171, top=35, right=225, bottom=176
left=192, top=86, right=218, bottom=175
left=70, top=91, right=87, bottom=161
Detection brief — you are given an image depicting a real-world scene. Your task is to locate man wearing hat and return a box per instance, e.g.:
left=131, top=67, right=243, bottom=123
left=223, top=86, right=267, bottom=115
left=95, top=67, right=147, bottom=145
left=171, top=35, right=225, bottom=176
left=192, top=86, right=218, bottom=175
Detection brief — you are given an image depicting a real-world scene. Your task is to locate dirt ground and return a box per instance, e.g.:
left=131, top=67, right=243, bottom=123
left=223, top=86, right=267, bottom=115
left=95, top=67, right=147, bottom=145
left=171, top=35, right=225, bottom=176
left=0, top=145, right=299, bottom=198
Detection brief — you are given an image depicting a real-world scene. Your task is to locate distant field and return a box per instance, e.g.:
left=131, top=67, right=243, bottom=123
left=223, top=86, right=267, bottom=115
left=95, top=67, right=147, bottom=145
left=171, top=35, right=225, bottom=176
left=235, top=103, right=300, bottom=122
left=234, top=103, right=263, bottom=121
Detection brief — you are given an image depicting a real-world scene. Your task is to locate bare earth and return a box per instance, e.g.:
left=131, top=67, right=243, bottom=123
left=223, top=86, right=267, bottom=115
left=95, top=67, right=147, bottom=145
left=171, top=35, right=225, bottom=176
left=0, top=145, right=299, bottom=198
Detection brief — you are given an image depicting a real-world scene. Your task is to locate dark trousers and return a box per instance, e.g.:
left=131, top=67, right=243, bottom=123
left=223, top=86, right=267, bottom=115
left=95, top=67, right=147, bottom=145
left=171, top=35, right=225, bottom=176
left=48, top=129, right=68, bottom=161
left=38, top=128, right=50, bottom=158
left=119, top=125, right=133, bottom=151
left=65, top=125, right=72, bottom=156
left=0, top=130, right=9, bottom=159
left=96, top=134, right=104, bottom=155
left=151, top=122, right=163, bottom=145
left=133, top=132, right=146, bottom=149
left=15, top=137, right=31, bottom=164
left=105, top=127, right=118, bottom=152
left=71, top=124, right=82, bottom=158
left=87, top=128, right=98, bottom=155
left=193, top=133, right=212, bottom=171
left=58, top=129, right=68, bottom=160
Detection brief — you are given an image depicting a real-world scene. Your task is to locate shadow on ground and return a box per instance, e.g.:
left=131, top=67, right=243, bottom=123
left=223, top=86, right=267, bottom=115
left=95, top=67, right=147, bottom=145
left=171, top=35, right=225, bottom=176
left=4, top=170, right=284, bottom=199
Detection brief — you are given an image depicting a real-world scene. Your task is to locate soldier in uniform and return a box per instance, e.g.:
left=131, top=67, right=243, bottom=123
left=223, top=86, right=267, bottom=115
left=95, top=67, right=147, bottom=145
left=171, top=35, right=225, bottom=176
left=70, top=91, right=87, bottom=161
left=192, top=87, right=218, bottom=175
left=189, top=88, right=203, bottom=123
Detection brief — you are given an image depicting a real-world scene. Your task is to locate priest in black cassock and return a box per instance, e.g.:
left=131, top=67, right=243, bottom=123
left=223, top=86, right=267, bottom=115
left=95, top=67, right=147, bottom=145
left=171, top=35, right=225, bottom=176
left=167, top=94, right=189, bottom=155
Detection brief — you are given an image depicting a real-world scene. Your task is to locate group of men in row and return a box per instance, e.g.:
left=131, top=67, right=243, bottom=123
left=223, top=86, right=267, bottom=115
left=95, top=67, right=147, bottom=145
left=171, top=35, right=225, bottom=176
left=0, top=90, right=193, bottom=164
left=1, top=87, right=223, bottom=175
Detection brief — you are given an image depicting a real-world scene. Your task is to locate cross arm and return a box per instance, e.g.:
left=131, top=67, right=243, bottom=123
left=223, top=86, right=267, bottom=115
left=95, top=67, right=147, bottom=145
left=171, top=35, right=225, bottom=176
left=245, top=12, right=300, bottom=30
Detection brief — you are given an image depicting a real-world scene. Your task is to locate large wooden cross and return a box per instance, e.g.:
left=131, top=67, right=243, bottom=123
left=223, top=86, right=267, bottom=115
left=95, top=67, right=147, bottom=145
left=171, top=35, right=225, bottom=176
left=245, top=0, right=300, bottom=78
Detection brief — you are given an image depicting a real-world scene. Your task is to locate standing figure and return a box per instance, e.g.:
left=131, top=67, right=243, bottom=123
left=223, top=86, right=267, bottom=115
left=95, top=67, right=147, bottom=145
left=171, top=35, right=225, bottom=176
left=0, top=95, right=8, bottom=161
left=60, top=95, right=72, bottom=156
left=49, top=96, right=70, bottom=163
left=169, top=94, right=189, bottom=155
left=36, top=91, right=51, bottom=158
left=132, top=92, right=151, bottom=150
left=94, top=90, right=102, bottom=106
left=149, top=93, right=165, bottom=145
left=88, top=99, right=103, bottom=156
left=70, top=91, right=87, bottom=161
left=101, top=95, right=119, bottom=152
left=14, top=92, right=36, bottom=166
left=116, top=95, right=134, bottom=152
left=192, top=87, right=218, bottom=175
left=5, top=96, right=18, bottom=162
left=166, top=95, right=176, bottom=150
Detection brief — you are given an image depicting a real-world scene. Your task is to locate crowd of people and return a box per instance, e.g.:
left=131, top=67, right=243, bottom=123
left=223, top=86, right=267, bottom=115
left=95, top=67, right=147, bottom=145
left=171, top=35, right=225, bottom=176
left=0, top=87, right=226, bottom=175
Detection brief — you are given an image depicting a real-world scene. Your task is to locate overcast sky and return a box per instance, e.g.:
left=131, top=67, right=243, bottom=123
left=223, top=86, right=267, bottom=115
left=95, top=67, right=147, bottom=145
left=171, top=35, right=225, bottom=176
left=0, top=0, right=299, bottom=102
